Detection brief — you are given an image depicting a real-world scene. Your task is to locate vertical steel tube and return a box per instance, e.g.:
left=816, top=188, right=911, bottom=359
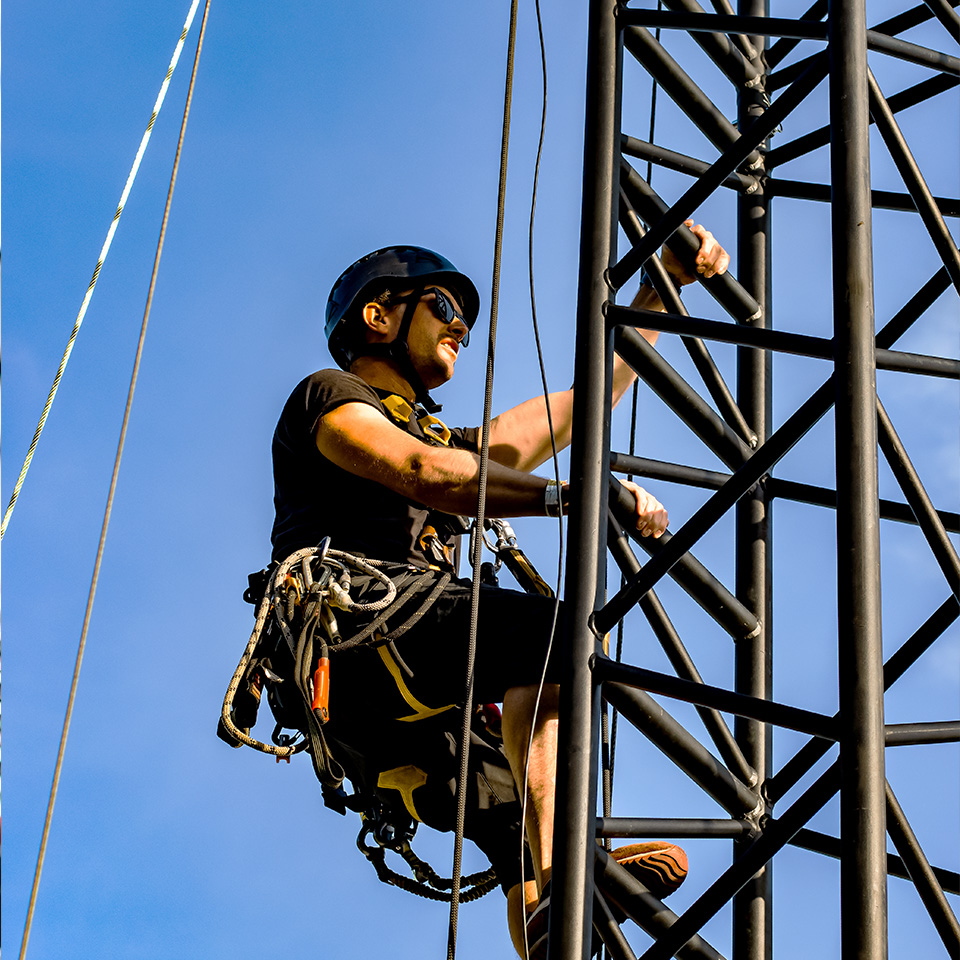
left=551, top=0, right=620, bottom=956
left=734, top=3, right=773, bottom=958
left=829, top=0, right=888, bottom=956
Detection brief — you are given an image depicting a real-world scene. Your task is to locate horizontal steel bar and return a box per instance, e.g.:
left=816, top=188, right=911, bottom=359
left=595, top=849, right=727, bottom=960
left=868, top=29, right=960, bottom=75
left=612, top=452, right=729, bottom=490
left=610, top=304, right=960, bottom=378
left=608, top=480, right=762, bottom=641
left=765, top=176, right=960, bottom=217
left=765, top=476, right=960, bottom=533
left=875, top=346, right=960, bottom=378
left=789, top=826, right=960, bottom=895
left=619, top=9, right=829, bottom=40
left=621, top=135, right=760, bottom=193
left=594, top=657, right=837, bottom=740
left=609, top=302, right=830, bottom=357
left=609, top=456, right=960, bottom=532
left=597, top=817, right=755, bottom=839
left=885, top=721, right=960, bottom=745
left=603, top=682, right=761, bottom=816
left=765, top=73, right=958, bottom=167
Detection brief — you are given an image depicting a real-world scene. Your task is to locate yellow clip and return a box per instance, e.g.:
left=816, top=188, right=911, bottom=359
left=381, top=394, right=415, bottom=425
left=417, top=414, right=451, bottom=446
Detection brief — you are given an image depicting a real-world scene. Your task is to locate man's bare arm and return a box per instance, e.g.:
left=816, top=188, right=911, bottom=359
left=487, top=222, right=729, bottom=474
left=316, top=401, right=669, bottom=537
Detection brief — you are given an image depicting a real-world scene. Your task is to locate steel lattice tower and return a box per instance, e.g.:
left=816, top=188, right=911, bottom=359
left=549, top=1, right=959, bottom=958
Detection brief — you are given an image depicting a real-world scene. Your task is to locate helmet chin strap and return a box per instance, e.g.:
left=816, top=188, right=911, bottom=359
left=353, top=287, right=442, bottom=412
left=385, top=287, right=442, bottom=413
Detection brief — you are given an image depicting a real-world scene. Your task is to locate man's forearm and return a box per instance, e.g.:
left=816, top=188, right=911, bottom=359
left=403, top=443, right=553, bottom=517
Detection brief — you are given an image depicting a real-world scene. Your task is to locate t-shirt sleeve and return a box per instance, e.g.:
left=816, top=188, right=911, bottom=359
left=449, top=424, right=480, bottom=453
left=300, top=370, right=385, bottom=435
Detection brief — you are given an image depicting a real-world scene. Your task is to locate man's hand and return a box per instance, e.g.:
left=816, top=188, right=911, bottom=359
left=620, top=480, right=668, bottom=538
left=661, top=220, right=730, bottom=285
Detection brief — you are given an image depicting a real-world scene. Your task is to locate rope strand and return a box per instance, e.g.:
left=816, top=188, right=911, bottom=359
left=2, top=0, right=205, bottom=541
left=446, top=2, right=520, bottom=956
left=17, top=6, right=212, bottom=956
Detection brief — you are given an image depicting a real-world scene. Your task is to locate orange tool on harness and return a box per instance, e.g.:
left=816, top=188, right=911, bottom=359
left=312, top=657, right=331, bottom=723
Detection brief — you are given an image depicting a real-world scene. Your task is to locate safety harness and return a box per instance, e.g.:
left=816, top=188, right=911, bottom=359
left=219, top=395, right=552, bottom=902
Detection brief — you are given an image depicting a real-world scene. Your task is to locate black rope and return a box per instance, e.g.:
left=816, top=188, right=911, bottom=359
left=446, top=2, right=520, bottom=956
left=517, top=0, right=567, bottom=957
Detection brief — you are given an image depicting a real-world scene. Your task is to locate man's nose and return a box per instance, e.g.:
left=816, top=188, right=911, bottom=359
left=449, top=317, right=470, bottom=346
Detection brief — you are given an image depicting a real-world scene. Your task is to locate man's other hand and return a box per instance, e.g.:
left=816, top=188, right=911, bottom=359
left=662, top=220, right=730, bottom=285
left=620, top=480, right=668, bottom=538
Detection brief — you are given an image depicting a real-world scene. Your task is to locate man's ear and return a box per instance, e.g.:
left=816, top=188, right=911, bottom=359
left=361, top=302, right=390, bottom=337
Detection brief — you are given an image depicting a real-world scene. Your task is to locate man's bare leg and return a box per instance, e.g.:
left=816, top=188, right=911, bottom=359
left=502, top=682, right=560, bottom=956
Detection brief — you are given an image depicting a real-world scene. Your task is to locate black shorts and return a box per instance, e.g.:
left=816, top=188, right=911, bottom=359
left=325, top=567, right=564, bottom=893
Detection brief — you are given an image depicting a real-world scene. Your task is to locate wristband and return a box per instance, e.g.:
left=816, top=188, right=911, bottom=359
left=544, top=480, right=569, bottom=518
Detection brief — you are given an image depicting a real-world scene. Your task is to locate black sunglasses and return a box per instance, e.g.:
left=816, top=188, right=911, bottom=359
left=423, top=287, right=470, bottom=348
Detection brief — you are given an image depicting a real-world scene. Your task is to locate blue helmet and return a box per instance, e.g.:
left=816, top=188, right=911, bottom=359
left=324, top=245, right=481, bottom=370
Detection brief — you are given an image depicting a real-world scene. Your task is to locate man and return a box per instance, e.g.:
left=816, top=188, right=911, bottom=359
left=269, top=226, right=728, bottom=956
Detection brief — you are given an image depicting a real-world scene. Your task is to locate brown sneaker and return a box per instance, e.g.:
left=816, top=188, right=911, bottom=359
left=524, top=844, right=688, bottom=959
left=609, top=842, right=688, bottom=899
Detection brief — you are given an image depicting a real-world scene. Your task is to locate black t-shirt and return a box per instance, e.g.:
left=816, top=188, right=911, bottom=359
left=270, top=369, right=478, bottom=565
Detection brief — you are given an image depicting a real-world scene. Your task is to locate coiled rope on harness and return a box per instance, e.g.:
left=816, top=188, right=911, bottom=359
left=220, top=543, right=446, bottom=762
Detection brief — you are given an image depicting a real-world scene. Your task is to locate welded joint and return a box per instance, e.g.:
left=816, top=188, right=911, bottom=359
left=742, top=792, right=768, bottom=832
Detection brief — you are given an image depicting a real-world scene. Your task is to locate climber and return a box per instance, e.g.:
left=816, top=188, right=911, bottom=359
left=268, top=225, right=729, bottom=956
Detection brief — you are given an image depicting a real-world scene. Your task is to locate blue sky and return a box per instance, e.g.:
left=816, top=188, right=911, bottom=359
left=4, top=2, right=958, bottom=958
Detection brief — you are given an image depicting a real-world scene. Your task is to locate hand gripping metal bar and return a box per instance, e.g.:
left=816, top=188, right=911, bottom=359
left=609, top=479, right=761, bottom=642
left=619, top=161, right=762, bottom=323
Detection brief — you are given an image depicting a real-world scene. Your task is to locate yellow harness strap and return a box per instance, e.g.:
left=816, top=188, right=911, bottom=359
left=380, top=393, right=452, bottom=447
left=377, top=645, right=456, bottom=723
left=376, top=764, right=429, bottom=821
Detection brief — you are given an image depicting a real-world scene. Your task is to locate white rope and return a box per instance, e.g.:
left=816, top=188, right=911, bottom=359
left=1, top=0, right=204, bottom=541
